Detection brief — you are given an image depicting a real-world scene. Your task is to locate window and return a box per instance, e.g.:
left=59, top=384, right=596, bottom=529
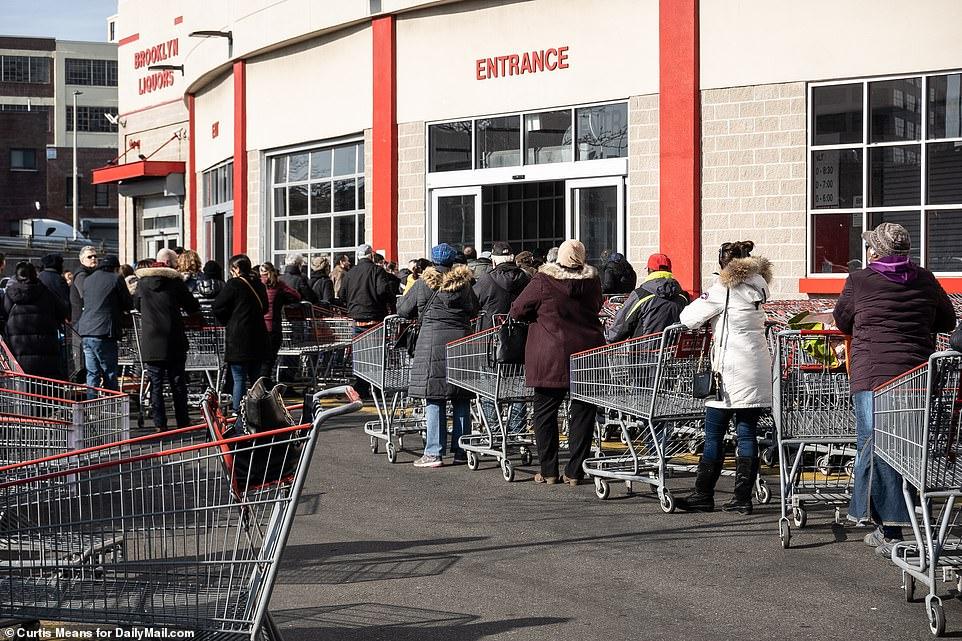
left=0, top=55, right=49, bottom=83
left=65, top=58, right=118, bottom=87
left=270, top=141, right=365, bottom=269
left=202, top=162, right=233, bottom=207
left=95, top=183, right=110, bottom=208
left=65, top=177, right=75, bottom=206
left=10, top=149, right=37, bottom=170
left=809, top=73, right=962, bottom=274
left=66, top=106, right=118, bottom=133
left=428, top=102, right=628, bottom=172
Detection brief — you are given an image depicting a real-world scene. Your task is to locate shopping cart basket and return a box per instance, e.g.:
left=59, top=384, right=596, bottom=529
left=0, top=338, right=22, bottom=374
left=184, top=321, right=226, bottom=393
left=352, top=315, right=423, bottom=463
left=773, top=329, right=855, bottom=549
left=447, top=324, right=534, bottom=482
left=0, top=371, right=130, bottom=472
left=0, top=386, right=361, bottom=640
left=875, top=352, right=962, bottom=636
left=277, top=304, right=356, bottom=386
left=116, top=311, right=148, bottom=427
left=572, top=324, right=716, bottom=512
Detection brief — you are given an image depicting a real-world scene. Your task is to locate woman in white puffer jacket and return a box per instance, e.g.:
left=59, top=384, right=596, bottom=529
left=676, top=241, right=773, bottom=514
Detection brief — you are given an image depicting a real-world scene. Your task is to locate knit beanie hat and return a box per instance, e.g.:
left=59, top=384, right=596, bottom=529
left=431, top=243, right=457, bottom=268
left=557, top=239, right=587, bottom=269
left=862, top=222, right=911, bottom=258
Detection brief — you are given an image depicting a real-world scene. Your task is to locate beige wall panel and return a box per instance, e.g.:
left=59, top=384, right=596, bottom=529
left=396, top=0, right=658, bottom=123
left=700, top=82, right=807, bottom=299
left=701, top=0, right=962, bottom=89
left=194, top=72, right=234, bottom=170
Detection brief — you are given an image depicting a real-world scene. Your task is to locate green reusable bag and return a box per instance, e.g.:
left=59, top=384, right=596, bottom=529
left=788, top=311, right=840, bottom=368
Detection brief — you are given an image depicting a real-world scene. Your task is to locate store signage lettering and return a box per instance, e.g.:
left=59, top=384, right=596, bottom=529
left=476, top=46, right=569, bottom=81
left=133, top=38, right=180, bottom=95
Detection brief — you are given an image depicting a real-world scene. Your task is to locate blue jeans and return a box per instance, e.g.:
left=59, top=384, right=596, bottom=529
left=702, top=406, right=762, bottom=462
left=425, top=399, right=470, bottom=458
left=230, top=361, right=261, bottom=413
left=82, top=337, right=119, bottom=394
left=849, top=391, right=910, bottom=527
left=480, top=398, right=526, bottom=434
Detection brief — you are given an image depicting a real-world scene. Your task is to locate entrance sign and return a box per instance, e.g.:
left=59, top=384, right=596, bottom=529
left=476, top=46, right=569, bottom=80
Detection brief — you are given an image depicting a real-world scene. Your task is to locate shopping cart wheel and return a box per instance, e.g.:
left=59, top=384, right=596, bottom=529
left=816, top=455, right=832, bottom=477
left=594, top=478, right=610, bottom=500
left=926, top=596, right=945, bottom=636
left=369, top=436, right=379, bottom=454
left=659, top=490, right=675, bottom=514
left=779, top=519, right=791, bottom=549
left=760, top=446, right=777, bottom=467
left=501, top=459, right=515, bottom=482
left=386, top=442, right=398, bottom=464
left=792, top=506, right=807, bottom=528
left=466, top=451, right=480, bottom=471
left=624, top=480, right=634, bottom=496
left=520, top=448, right=533, bottom=466
left=755, top=479, right=771, bottom=505
left=903, top=573, right=916, bottom=602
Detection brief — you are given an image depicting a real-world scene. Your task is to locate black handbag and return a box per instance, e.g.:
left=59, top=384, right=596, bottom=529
left=489, top=317, right=528, bottom=365
left=228, top=377, right=301, bottom=485
left=692, top=289, right=729, bottom=401
left=394, top=288, right=440, bottom=358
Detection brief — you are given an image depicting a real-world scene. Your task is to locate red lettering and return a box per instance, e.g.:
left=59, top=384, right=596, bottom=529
left=170, top=38, right=178, bottom=57
left=532, top=50, right=544, bottom=72
left=498, top=56, right=508, bottom=78
left=557, top=46, right=569, bottom=69
left=545, top=48, right=558, bottom=71
left=212, top=121, right=219, bottom=138
left=508, top=54, right=519, bottom=76
left=487, top=57, right=498, bottom=78
left=476, top=58, right=486, bottom=80
left=520, top=52, right=532, bottom=74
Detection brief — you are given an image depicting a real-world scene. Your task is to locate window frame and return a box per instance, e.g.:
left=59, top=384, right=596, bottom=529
left=10, top=148, right=38, bottom=171
left=64, top=58, right=118, bottom=87
left=807, top=71, right=962, bottom=278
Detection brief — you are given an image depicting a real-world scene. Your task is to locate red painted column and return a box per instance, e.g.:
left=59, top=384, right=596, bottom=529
left=659, top=0, right=701, bottom=294
left=372, top=15, right=398, bottom=261
left=232, top=60, right=248, bottom=255
left=187, top=93, right=198, bottom=250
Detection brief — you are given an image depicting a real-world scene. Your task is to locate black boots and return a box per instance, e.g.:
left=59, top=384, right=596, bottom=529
left=675, top=458, right=723, bottom=512
left=722, top=456, right=759, bottom=514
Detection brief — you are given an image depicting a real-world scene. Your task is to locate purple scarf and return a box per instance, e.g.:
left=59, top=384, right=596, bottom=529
left=868, top=255, right=918, bottom=284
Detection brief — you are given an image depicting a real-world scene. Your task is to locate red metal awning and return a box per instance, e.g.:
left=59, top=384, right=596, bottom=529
left=91, top=160, right=186, bottom=184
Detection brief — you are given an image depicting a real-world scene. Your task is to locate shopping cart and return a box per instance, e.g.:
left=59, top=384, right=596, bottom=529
left=875, top=352, right=962, bottom=636
left=352, top=315, right=423, bottom=463
left=276, top=303, right=356, bottom=386
left=447, top=324, right=535, bottom=482
left=572, top=324, right=715, bottom=512
left=116, top=311, right=148, bottom=427
left=773, top=329, right=855, bottom=548
left=0, top=386, right=362, bottom=640
left=0, top=338, right=22, bottom=373
left=763, top=298, right=836, bottom=324
left=184, top=320, right=226, bottom=394
left=0, top=371, right=130, bottom=472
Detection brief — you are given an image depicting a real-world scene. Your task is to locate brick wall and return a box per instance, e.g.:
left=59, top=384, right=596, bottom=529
left=627, top=93, right=659, bottom=265
left=700, top=82, right=806, bottom=298
left=397, top=120, right=425, bottom=262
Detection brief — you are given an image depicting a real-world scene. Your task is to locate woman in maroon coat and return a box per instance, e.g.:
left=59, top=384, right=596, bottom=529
left=259, top=261, right=301, bottom=384
left=510, top=239, right=604, bottom=485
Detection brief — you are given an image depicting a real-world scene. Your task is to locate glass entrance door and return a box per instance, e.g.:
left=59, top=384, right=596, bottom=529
left=566, top=177, right=625, bottom=265
left=431, top=186, right=481, bottom=251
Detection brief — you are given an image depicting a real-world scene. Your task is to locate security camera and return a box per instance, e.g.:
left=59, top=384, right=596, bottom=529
left=104, top=112, right=118, bottom=125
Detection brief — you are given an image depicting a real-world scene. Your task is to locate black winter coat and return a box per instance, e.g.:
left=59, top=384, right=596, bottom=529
left=601, top=260, right=637, bottom=295
left=605, top=272, right=689, bottom=342
left=194, top=275, right=225, bottom=324
left=134, top=266, right=201, bottom=363
left=510, top=262, right=604, bottom=388
left=309, top=274, right=335, bottom=305
left=473, top=262, right=531, bottom=330
left=69, top=266, right=95, bottom=324
left=212, top=274, right=270, bottom=363
left=280, top=265, right=317, bottom=304
left=38, top=268, right=70, bottom=306
left=834, top=263, right=955, bottom=393
left=397, top=265, right=479, bottom=400
left=77, top=268, right=133, bottom=339
left=1, top=280, right=68, bottom=378
left=341, top=258, right=393, bottom=322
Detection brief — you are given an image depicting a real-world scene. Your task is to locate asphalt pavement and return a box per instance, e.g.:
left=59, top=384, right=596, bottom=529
left=265, top=405, right=954, bottom=641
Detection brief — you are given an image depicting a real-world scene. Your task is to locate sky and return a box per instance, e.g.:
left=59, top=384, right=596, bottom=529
left=0, top=0, right=118, bottom=42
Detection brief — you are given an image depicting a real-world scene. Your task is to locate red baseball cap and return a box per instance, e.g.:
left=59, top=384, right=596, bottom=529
left=647, top=253, right=672, bottom=271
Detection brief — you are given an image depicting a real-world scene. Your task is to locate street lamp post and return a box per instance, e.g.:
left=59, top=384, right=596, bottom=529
left=72, top=90, right=83, bottom=241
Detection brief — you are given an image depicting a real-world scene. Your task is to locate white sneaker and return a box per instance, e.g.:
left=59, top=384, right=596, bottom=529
left=413, top=454, right=443, bottom=468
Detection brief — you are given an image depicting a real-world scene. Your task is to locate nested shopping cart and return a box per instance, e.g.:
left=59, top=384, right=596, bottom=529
left=572, top=324, right=720, bottom=512
left=352, top=315, right=423, bottom=463
left=447, top=324, right=534, bottom=482
left=277, top=303, right=356, bottom=386
left=875, top=351, right=962, bottom=637
left=773, top=329, right=856, bottom=549
left=116, top=311, right=148, bottom=426
left=184, top=319, right=226, bottom=393
left=0, top=338, right=22, bottom=373
left=0, top=371, right=130, bottom=473
left=0, top=386, right=361, bottom=640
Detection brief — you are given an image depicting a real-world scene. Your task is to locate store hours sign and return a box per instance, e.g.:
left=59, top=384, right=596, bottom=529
left=812, top=151, right=839, bottom=208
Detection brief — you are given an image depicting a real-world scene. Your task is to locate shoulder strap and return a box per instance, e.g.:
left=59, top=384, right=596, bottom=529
left=238, top=276, right=265, bottom=312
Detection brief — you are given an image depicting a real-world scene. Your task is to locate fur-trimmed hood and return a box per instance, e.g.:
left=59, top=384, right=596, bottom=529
left=539, top=262, right=598, bottom=281
left=421, top=264, right=473, bottom=292
left=135, top=266, right=181, bottom=280
left=719, top=257, right=772, bottom=288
